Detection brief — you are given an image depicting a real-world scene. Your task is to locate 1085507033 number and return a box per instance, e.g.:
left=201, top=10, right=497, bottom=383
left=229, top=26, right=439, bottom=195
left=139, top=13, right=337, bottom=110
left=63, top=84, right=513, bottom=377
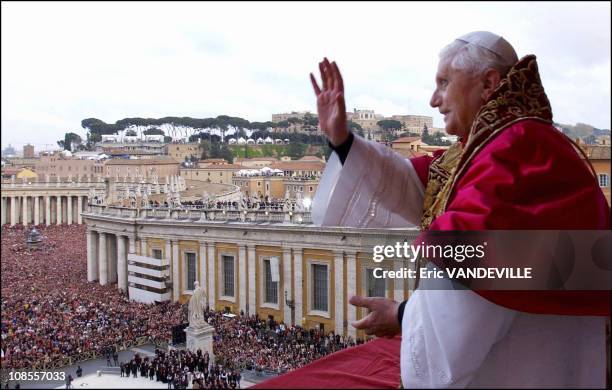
left=8, top=371, right=66, bottom=381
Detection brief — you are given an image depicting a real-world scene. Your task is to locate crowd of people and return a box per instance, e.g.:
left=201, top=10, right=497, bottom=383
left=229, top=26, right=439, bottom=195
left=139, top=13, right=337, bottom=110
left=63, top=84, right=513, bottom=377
left=0, top=225, right=185, bottom=370
left=1, top=224, right=366, bottom=378
left=206, top=310, right=366, bottom=374
left=120, top=349, right=242, bottom=389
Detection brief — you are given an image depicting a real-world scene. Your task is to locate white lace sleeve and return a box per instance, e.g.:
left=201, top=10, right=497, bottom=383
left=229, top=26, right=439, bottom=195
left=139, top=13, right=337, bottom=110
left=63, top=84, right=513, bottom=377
left=311, top=134, right=425, bottom=228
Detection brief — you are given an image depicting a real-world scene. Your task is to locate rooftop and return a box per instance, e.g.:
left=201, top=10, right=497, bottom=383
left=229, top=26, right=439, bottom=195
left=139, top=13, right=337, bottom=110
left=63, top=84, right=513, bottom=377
left=105, top=158, right=179, bottom=165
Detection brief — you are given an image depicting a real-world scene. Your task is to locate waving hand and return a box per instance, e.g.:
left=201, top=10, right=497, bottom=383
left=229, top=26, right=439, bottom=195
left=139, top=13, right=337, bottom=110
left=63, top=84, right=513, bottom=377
left=310, top=58, right=349, bottom=147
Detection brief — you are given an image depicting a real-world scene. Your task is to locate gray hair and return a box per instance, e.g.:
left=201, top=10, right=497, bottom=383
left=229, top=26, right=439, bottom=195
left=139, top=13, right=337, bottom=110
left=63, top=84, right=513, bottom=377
left=439, top=40, right=516, bottom=77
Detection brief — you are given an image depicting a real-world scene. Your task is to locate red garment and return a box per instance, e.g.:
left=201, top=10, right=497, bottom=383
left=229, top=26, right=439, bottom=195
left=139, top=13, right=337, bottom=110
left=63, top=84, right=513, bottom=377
left=411, top=120, right=611, bottom=316
left=252, top=337, right=401, bottom=389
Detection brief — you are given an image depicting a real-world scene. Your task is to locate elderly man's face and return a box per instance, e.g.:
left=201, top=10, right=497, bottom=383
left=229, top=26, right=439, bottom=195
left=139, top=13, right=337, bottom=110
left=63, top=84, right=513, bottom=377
left=429, top=60, right=486, bottom=140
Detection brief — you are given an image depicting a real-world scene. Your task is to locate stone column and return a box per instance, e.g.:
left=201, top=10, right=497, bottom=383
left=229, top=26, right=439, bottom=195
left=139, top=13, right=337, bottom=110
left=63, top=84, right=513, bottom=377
left=77, top=196, right=83, bottom=224
left=282, top=247, right=293, bottom=325
left=87, top=230, right=99, bottom=282
left=172, top=240, right=180, bottom=301
left=208, top=243, right=216, bottom=309
left=140, top=239, right=147, bottom=256
left=108, top=235, right=117, bottom=283
left=238, top=244, right=247, bottom=314
left=247, top=245, right=256, bottom=316
left=56, top=196, right=62, bottom=224
left=66, top=196, right=72, bottom=225
left=1, top=197, right=6, bottom=225
left=293, top=248, right=303, bottom=326
left=346, top=252, right=357, bottom=338
left=45, top=196, right=51, bottom=226
left=199, top=242, right=207, bottom=294
left=165, top=239, right=172, bottom=293
left=34, top=196, right=40, bottom=225
left=117, top=235, right=127, bottom=292
left=10, top=197, right=17, bottom=226
left=333, top=251, right=345, bottom=335
left=99, top=232, right=108, bottom=285
left=22, top=196, right=28, bottom=226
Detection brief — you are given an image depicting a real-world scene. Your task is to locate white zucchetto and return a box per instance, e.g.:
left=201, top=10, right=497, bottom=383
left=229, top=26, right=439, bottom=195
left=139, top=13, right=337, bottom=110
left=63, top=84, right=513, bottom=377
left=456, top=31, right=518, bottom=65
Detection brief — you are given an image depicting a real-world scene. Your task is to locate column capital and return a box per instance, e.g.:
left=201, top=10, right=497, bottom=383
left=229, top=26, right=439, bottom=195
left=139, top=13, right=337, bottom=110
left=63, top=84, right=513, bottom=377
left=333, top=250, right=344, bottom=258
left=282, top=247, right=292, bottom=256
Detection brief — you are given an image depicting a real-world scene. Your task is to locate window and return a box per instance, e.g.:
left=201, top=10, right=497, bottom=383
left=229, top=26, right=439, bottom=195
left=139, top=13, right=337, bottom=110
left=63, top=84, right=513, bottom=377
left=366, top=268, right=386, bottom=297
left=264, top=258, right=279, bottom=304
left=222, top=255, right=235, bottom=297
left=599, top=173, right=609, bottom=187
left=152, top=249, right=163, bottom=260
left=309, top=186, right=313, bottom=192
left=186, top=252, right=197, bottom=290
left=312, top=264, right=328, bottom=312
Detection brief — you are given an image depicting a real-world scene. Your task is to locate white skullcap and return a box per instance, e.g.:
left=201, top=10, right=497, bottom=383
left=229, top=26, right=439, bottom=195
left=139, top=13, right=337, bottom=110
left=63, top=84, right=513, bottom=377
left=456, top=31, right=518, bottom=65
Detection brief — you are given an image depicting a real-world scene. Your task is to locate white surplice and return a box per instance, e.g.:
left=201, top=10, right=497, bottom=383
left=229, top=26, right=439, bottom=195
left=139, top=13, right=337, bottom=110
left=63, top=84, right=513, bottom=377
left=312, top=134, right=607, bottom=388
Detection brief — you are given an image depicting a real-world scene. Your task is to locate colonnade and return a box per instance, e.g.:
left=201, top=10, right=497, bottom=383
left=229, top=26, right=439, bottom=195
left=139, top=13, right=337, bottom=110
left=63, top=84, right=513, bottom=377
left=1, top=195, right=88, bottom=226
left=84, top=230, right=360, bottom=337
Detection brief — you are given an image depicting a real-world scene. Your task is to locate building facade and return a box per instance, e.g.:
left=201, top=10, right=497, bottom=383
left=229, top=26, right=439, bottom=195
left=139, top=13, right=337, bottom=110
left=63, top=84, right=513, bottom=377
left=83, top=204, right=416, bottom=338
left=35, top=153, right=104, bottom=179
left=180, top=164, right=241, bottom=185
left=582, top=145, right=611, bottom=205
left=23, top=144, right=35, bottom=158
left=166, top=143, right=202, bottom=163
left=104, top=159, right=180, bottom=179
left=391, top=115, right=433, bottom=136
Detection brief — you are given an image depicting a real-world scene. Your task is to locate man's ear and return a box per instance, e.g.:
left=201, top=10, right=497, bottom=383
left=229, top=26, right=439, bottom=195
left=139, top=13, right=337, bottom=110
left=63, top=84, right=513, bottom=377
left=481, top=69, right=502, bottom=101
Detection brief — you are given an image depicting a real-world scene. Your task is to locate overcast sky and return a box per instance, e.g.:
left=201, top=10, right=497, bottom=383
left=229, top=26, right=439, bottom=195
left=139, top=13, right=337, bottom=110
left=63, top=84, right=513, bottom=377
left=2, top=1, right=610, bottom=151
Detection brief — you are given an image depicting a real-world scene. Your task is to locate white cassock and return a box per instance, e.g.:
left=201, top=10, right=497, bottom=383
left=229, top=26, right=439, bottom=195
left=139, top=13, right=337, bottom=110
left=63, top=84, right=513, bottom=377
left=312, top=134, right=606, bottom=388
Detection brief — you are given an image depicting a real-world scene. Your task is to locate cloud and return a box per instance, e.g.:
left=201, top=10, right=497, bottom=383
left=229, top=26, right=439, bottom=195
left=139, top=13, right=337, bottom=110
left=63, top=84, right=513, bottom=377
left=2, top=2, right=610, bottom=150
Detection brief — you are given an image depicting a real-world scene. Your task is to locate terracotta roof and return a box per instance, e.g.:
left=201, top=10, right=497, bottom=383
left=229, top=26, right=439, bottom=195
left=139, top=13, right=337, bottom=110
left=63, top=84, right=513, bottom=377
left=392, top=136, right=421, bottom=143
left=299, top=155, right=324, bottom=162
left=185, top=164, right=242, bottom=170
left=105, top=159, right=179, bottom=165
left=584, top=145, right=611, bottom=160
left=1, top=168, right=21, bottom=175
left=234, top=157, right=278, bottom=162
left=269, top=161, right=325, bottom=171
left=201, top=159, right=227, bottom=163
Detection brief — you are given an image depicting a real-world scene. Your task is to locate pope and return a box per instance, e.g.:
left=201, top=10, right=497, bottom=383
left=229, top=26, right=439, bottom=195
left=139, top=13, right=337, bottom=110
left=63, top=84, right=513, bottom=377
left=310, top=31, right=610, bottom=388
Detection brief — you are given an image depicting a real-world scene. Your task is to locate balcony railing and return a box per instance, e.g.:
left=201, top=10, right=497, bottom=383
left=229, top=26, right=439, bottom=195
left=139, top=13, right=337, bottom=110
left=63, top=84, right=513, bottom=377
left=87, top=203, right=313, bottom=224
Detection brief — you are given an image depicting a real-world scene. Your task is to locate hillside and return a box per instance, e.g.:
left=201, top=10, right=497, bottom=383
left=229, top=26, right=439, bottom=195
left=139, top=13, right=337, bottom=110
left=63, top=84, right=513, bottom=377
left=555, top=122, right=610, bottom=143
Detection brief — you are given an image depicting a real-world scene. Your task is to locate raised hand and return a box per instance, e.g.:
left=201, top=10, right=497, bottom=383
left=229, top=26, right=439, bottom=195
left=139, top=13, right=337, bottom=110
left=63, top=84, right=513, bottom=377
left=310, top=58, right=349, bottom=147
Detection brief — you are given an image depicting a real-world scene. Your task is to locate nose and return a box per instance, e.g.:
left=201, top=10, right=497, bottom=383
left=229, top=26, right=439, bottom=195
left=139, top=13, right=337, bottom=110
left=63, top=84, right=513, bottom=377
left=430, top=90, right=441, bottom=108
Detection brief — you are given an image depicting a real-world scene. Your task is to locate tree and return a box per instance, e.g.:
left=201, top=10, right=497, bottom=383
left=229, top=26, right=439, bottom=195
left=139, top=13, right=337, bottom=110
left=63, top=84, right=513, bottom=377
left=287, top=143, right=306, bottom=159
left=422, top=126, right=431, bottom=143
left=144, top=128, right=165, bottom=135
left=57, top=132, right=82, bottom=151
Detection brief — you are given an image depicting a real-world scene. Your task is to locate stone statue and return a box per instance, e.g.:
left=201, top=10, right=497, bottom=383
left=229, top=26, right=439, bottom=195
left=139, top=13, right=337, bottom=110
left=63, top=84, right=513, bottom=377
left=295, top=192, right=305, bottom=212
left=188, top=281, right=208, bottom=326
